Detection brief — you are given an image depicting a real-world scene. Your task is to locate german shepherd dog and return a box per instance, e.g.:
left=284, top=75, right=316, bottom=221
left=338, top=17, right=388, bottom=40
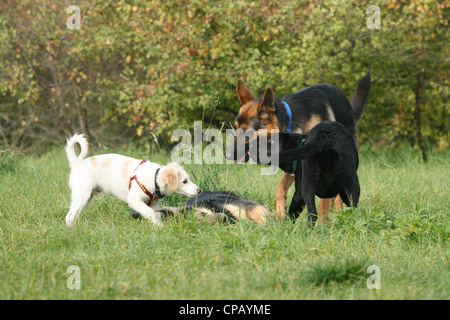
left=138, top=191, right=273, bottom=225
left=225, top=72, right=370, bottom=223
left=248, top=121, right=360, bottom=225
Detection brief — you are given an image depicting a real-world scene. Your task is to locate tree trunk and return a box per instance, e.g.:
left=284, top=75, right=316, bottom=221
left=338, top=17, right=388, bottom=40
left=75, top=86, right=90, bottom=138
left=414, top=72, right=427, bottom=162
left=77, top=102, right=90, bottom=137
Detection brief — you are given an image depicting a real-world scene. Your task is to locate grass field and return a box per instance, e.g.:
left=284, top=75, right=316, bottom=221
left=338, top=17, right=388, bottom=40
left=0, top=144, right=448, bottom=300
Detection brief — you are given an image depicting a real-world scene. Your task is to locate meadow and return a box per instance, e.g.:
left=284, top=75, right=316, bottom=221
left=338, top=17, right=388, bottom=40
left=0, top=144, right=448, bottom=300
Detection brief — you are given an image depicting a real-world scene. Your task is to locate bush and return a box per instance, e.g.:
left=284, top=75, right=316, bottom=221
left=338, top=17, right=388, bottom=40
left=0, top=0, right=448, bottom=154
left=0, top=149, right=24, bottom=174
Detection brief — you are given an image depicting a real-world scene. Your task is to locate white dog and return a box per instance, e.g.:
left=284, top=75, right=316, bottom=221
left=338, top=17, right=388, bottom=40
left=65, top=133, right=200, bottom=226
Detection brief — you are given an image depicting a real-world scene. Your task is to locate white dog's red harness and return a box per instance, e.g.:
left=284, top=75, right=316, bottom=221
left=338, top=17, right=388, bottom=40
left=128, top=160, right=157, bottom=206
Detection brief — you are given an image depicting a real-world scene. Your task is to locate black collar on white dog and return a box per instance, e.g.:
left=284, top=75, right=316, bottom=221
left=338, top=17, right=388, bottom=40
left=154, top=167, right=164, bottom=199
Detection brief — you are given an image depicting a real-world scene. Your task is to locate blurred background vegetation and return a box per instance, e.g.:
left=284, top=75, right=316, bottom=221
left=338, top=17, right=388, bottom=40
left=0, top=0, right=448, bottom=158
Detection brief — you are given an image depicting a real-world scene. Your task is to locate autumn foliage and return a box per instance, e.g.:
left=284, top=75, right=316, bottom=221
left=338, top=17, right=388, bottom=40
left=0, top=0, right=448, bottom=155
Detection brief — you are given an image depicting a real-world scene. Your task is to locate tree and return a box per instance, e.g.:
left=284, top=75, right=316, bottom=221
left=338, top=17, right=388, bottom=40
left=0, top=0, right=448, bottom=154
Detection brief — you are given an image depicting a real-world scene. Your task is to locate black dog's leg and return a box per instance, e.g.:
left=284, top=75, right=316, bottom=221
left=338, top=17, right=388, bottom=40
left=304, top=193, right=318, bottom=226
left=287, top=170, right=305, bottom=222
left=340, top=171, right=360, bottom=208
left=301, top=162, right=319, bottom=226
left=349, top=173, right=360, bottom=207
left=341, top=177, right=360, bottom=208
left=288, top=192, right=305, bottom=222
left=339, top=191, right=351, bottom=207
left=340, top=188, right=359, bottom=208
left=303, top=177, right=318, bottom=226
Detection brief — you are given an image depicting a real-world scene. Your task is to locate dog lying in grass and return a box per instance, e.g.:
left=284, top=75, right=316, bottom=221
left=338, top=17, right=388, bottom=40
left=145, top=191, right=273, bottom=225
left=249, top=121, right=360, bottom=225
left=65, top=133, right=200, bottom=227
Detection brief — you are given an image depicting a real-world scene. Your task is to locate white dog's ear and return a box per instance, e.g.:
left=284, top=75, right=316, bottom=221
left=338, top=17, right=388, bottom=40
left=161, top=167, right=179, bottom=190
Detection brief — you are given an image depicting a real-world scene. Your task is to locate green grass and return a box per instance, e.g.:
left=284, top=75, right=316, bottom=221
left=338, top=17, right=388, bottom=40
left=0, top=145, right=448, bottom=299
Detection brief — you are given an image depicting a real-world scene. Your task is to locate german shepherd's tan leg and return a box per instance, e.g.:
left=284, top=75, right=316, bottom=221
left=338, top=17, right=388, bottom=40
left=317, top=195, right=343, bottom=223
left=333, top=195, right=343, bottom=211
left=275, top=172, right=295, bottom=221
left=317, top=198, right=332, bottom=223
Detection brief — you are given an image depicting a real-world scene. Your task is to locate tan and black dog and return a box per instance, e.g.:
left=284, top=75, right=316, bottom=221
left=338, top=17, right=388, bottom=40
left=225, top=72, right=370, bottom=222
left=134, top=191, right=273, bottom=225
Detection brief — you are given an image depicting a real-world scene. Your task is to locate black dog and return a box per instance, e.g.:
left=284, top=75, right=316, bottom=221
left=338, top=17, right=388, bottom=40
left=249, top=121, right=360, bottom=225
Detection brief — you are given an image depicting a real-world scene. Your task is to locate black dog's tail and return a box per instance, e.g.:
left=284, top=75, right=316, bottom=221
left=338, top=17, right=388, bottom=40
left=279, top=130, right=333, bottom=168
left=350, top=71, right=371, bottom=124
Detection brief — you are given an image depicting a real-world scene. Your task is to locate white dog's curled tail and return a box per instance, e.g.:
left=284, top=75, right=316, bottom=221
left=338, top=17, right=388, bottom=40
left=66, top=133, right=89, bottom=168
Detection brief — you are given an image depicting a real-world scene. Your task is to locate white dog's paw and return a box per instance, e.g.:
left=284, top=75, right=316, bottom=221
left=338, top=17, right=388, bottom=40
left=65, top=214, right=76, bottom=227
left=151, top=219, right=163, bottom=228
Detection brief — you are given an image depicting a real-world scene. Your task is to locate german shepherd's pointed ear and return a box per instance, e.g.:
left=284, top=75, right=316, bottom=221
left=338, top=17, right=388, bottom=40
left=258, top=87, right=275, bottom=121
left=236, top=79, right=255, bottom=106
